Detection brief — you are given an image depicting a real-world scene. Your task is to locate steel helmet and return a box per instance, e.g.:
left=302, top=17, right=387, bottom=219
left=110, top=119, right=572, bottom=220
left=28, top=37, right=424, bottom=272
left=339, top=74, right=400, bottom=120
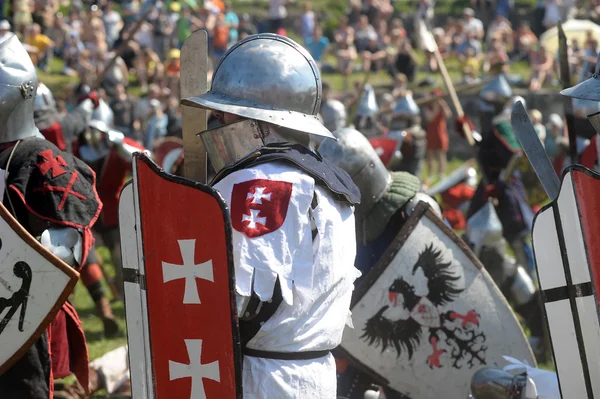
left=0, top=34, right=39, bottom=143
left=34, top=83, right=56, bottom=113
left=355, top=84, right=379, bottom=118
left=181, top=34, right=332, bottom=139
left=318, top=128, right=390, bottom=215
left=479, top=74, right=512, bottom=106
left=92, top=99, right=114, bottom=127
left=320, top=99, right=347, bottom=132
left=561, top=53, right=600, bottom=101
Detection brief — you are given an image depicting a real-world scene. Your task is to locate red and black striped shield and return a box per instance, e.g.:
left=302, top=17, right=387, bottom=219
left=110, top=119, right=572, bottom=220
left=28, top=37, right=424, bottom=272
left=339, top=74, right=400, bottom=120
left=532, top=165, right=600, bottom=398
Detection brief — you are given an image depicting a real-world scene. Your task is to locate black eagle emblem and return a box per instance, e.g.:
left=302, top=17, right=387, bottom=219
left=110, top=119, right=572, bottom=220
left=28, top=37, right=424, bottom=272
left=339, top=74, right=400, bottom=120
left=361, top=244, right=487, bottom=369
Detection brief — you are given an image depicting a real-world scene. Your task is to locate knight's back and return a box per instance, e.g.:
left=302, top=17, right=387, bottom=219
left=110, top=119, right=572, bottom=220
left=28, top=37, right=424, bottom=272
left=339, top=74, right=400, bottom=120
left=214, top=161, right=359, bottom=398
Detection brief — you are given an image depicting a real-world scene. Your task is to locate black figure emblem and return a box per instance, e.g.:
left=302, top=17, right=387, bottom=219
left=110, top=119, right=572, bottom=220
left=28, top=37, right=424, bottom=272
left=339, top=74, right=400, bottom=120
left=0, top=261, right=32, bottom=335
left=362, top=244, right=487, bottom=369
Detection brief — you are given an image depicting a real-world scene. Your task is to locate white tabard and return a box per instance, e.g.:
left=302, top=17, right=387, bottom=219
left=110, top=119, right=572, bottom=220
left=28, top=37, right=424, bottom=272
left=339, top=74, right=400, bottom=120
left=214, top=161, right=360, bottom=398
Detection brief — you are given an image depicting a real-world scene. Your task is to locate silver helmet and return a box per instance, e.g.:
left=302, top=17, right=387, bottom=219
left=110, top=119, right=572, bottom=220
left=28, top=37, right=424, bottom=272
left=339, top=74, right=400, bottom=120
left=34, top=83, right=56, bottom=113
left=320, top=99, right=347, bottom=132
left=318, top=128, right=391, bottom=215
left=0, top=34, right=39, bottom=143
left=92, top=99, right=114, bottom=127
left=390, top=93, right=420, bottom=130
left=355, top=84, right=379, bottom=118
left=465, top=200, right=504, bottom=257
left=181, top=34, right=332, bottom=139
left=479, top=74, right=512, bottom=106
left=561, top=52, right=600, bottom=101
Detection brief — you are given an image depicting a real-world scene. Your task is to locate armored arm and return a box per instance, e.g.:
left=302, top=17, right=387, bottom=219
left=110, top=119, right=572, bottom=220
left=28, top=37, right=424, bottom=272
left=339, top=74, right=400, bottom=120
left=107, top=129, right=151, bottom=163
left=40, top=227, right=83, bottom=268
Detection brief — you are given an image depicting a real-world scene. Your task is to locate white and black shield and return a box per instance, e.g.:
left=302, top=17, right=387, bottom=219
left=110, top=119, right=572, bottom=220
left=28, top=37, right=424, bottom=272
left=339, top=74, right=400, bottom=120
left=338, top=202, right=535, bottom=399
left=0, top=202, right=79, bottom=375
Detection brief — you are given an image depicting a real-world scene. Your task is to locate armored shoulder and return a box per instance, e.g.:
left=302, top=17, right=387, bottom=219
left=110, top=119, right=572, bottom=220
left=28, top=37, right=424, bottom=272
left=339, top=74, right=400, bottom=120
left=0, top=137, right=102, bottom=230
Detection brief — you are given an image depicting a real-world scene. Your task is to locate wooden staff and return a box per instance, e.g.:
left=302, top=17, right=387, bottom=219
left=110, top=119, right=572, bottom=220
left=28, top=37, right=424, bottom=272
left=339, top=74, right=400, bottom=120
left=180, top=30, right=209, bottom=183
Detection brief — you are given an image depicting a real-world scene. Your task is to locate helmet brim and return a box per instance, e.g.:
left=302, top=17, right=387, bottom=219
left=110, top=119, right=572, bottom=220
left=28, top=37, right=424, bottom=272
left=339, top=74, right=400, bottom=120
left=182, top=90, right=335, bottom=139
left=561, top=76, right=600, bottom=101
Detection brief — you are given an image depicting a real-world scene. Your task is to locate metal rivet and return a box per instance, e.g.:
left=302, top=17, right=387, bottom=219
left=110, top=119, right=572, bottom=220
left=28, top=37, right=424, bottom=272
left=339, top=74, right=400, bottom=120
left=244, top=312, right=250, bottom=317
left=303, top=114, right=306, bottom=117
left=260, top=321, right=265, bottom=326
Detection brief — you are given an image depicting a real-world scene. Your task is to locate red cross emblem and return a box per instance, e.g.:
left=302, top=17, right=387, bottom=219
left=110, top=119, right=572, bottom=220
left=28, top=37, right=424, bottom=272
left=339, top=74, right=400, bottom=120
left=230, top=179, right=293, bottom=238
left=37, top=149, right=68, bottom=178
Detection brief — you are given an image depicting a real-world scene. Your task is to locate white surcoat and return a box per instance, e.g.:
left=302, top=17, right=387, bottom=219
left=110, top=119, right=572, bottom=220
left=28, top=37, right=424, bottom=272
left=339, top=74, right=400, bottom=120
left=214, top=161, right=360, bottom=398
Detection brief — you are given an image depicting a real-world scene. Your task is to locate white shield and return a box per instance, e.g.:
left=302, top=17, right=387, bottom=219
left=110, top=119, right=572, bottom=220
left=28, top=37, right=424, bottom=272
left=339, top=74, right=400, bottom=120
left=0, top=202, right=79, bottom=375
left=338, top=202, right=535, bottom=399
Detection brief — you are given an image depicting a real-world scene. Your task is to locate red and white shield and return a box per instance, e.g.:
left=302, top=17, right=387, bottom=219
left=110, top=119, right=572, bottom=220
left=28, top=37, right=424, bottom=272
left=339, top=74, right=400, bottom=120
left=230, top=179, right=293, bottom=238
left=531, top=165, right=600, bottom=398
left=119, top=154, right=241, bottom=399
left=369, top=137, right=400, bottom=168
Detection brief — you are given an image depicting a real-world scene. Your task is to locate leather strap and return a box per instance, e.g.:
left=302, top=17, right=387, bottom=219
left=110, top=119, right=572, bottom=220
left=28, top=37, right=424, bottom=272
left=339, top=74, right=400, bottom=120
left=243, top=348, right=331, bottom=361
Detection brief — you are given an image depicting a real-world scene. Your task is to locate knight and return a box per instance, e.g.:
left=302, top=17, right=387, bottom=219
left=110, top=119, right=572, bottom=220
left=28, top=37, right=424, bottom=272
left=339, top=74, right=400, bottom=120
left=0, top=34, right=102, bottom=398
left=72, top=119, right=148, bottom=300
left=180, top=34, right=361, bottom=398
left=34, top=82, right=119, bottom=337
left=462, top=79, right=537, bottom=277
left=320, top=81, right=348, bottom=132
left=33, top=82, right=98, bottom=152
left=319, top=127, right=436, bottom=399
left=353, top=83, right=382, bottom=138
left=387, top=92, right=427, bottom=177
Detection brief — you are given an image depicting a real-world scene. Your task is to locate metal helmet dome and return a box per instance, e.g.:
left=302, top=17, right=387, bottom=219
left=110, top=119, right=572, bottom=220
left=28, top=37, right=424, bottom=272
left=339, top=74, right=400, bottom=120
left=0, top=34, right=39, bottom=143
left=181, top=34, right=333, bottom=139
left=320, top=99, right=347, bottom=132
left=479, top=74, right=512, bottom=105
left=34, top=83, right=56, bottom=113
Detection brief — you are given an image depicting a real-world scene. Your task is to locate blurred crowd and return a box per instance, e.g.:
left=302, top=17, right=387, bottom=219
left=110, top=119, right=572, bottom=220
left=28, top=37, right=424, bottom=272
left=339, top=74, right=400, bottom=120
left=2, top=0, right=599, bottom=159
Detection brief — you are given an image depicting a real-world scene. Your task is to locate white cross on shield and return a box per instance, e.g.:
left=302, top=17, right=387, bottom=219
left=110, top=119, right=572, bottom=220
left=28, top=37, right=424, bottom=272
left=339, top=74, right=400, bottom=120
left=532, top=165, right=600, bottom=398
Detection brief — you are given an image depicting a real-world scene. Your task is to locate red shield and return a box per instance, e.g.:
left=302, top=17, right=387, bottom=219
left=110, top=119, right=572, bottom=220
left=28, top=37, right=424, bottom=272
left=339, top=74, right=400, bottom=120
left=120, top=154, right=241, bottom=398
left=153, top=137, right=184, bottom=171
left=230, top=179, right=293, bottom=238
left=369, top=137, right=399, bottom=167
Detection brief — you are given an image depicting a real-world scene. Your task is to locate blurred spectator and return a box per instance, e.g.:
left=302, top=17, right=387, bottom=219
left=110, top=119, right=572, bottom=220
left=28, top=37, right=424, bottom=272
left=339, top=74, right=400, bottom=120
left=166, top=95, right=183, bottom=137
left=153, top=7, right=175, bottom=60
left=543, top=0, right=561, bottom=30
left=269, top=0, right=287, bottom=32
left=483, top=37, right=509, bottom=73
left=347, top=0, right=361, bottom=26
left=416, top=0, right=435, bottom=27
left=390, top=40, right=418, bottom=82
left=354, top=15, right=376, bottom=53
left=456, top=32, right=482, bottom=58
left=391, top=73, right=408, bottom=98
left=529, top=46, right=554, bottom=90
left=530, top=109, right=546, bottom=145
left=239, top=13, right=257, bottom=39
left=334, top=17, right=356, bottom=86
left=545, top=113, right=564, bottom=158
left=110, top=83, right=138, bottom=138
left=424, top=89, right=451, bottom=179
left=13, top=0, right=33, bottom=40
left=487, top=15, right=512, bottom=47
left=450, top=20, right=466, bottom=51
left=579, top=39, right=599, bottom=83
left=103, top=2, right=123, bottom=48
left=98, top=50, right=129, bottom=97
left=211, top=14, right=230, bottom=64
left=166, top=48, right=181, bottom=95
left=361, top=37, right=386, bottom=72
left=460, top=48, right=481, bottom=76
left=0, top=20, right=11, bottom=42
left=363, top=0, right=379, bottom=26
left=462, top=8, right=483, bottom=40
left=512, top=22, right=538, bottom=60
left=136, top=83, right=162, bottom=132
left=27, top=23, right=54, bottom=71
left=224, top=2, right=239, bottom=46
left=300, top=2, right=315, bottom=41
left=33, top=0, right=58, bottom=31
left=144, top=99, right=168, bottom=150
left=136, top=47, right=164, bottom=92
left=305, top=26, right=329, bottom=67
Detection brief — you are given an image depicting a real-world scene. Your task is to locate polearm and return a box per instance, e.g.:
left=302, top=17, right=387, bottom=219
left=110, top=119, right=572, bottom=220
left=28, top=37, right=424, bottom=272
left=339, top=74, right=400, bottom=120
left=95, top=0, right=157, bottom=88
left=558, top=22, right=577, bottom=164
left=180, top=30, right=208, bottom=183
left=418, top=19, right=475, bottom=146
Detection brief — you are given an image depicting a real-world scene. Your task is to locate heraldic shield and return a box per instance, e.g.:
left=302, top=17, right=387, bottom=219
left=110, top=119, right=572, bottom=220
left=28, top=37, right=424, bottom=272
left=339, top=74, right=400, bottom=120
left=0, top=201, right=79, bottom=375
left=531, top=165, right=600, bottom=399
left=337, top=202, right=535, bottom=399
left=119, top=153, right=242, bottom=399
